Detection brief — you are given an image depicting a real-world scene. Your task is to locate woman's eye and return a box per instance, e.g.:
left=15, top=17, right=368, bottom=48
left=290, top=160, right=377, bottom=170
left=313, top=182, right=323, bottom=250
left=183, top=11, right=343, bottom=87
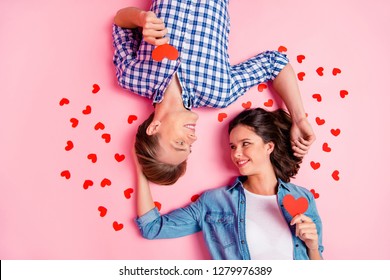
left=230, top=145, right=236, bottom=150
left=243, top=142, right=250, bottom=146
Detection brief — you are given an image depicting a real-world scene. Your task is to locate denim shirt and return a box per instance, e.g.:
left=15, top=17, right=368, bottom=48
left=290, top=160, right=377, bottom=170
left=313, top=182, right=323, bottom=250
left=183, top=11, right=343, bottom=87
left=136, top=177, right=324, bottom=260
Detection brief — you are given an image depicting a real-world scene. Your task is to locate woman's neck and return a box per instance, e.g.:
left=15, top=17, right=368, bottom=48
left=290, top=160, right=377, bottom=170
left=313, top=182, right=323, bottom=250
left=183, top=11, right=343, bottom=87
left=244, top=172, right=278, bottom=196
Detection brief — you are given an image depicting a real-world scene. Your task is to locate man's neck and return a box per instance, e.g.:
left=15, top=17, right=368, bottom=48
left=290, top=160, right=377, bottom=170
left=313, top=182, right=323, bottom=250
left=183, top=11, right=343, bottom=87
left=155, top=75, right=186, bottom=118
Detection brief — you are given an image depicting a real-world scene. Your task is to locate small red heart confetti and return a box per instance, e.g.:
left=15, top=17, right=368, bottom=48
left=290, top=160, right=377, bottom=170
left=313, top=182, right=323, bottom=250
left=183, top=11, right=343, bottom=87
left=332, top=170, right=340, bottom=181
left=315, top=117, right=325, bottom=126
left=316, top=67, right=324, bottom=76
left=331, top=128, right=341, bottom=136
left=322, top=143, right=331, bottom=152
left=332, top=68, right=341, bottom=76
left=191, top=194, right=200, bottom=202
left=83, top=179, right=94, bottom=190
left=264, top=99, right=273, bottom=107
left=297, top=55, right=305, bottom=63
left=257, top=83, right=268, bottom=92
left=102, top=133, right=111, bottom=143
left=154, top=201, right=162, bottom=211
left=128, top=115, right=138, bottom=124
left=70, top=118, right=79, bottom=128
left=60, top=170, right=71, bottom=179
left=242, top=101, right=252, bottom=109
left=115, top=153, right=125, bottom=162
left=340, top=90, right=349, bottom=98
left=312, top=93, right=322, bottom=102
left=98, top=206, right=107, bottom=217
left=310, top=161, right=321, bottom=170
left=87, top=153, right=97, bottom=163
left=297, top=72, right=305, bottom=81
left=65, top=140, right=74, bottom=151
left=310, top=189, right=320, bottom=199
left=283, top=194, right=309, bottom=217
left=113, top=221, right=124, bottom=231
left=152, top=44, right=179, bottom=61
left=59, top=98, right=70, bottom=106
left=124, top=188, right=134, bottom=199
left=218, top=112, right=227, bottom=122
left=278, top=45, right=287, bottom=52
left=94, top=122, right=105, bottom=130
left=92, top=84, right=100, bottom=94
left=100, top=178, right=111, bottom=188
left=82, top=105, right=92, bottom=115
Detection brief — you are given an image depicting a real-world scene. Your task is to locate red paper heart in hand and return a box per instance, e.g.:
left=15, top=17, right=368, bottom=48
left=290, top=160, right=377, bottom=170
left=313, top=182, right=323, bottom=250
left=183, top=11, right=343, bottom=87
left=283, top=194, right=309, bottom=217
left=152, top=44, right=179, bottom=62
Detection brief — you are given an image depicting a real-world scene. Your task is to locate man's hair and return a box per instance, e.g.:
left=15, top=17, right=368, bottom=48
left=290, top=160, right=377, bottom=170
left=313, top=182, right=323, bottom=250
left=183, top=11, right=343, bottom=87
left=135, top=113, right=187, bottom=185
left=228, top=108, right=302, bottom=182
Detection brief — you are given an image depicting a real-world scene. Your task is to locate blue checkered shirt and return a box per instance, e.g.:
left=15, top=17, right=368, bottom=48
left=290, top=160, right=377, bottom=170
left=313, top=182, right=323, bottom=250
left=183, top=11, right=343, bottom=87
left=113, top=0, right=289, bottom=109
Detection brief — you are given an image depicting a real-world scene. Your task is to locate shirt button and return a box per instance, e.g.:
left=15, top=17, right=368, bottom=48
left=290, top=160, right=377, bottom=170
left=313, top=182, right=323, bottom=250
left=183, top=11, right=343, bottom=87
left=295, top=244, right=299, bottom=247
left=241, top=240, right=245, bottom=244
left=240, top=219, right=244, bottom=222
left=240, top=201, right=245, bottom=204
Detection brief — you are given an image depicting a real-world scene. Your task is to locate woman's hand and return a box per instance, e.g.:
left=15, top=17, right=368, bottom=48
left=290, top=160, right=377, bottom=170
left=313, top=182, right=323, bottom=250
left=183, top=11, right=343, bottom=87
left=290, top=214, right=319, bottom=251
left=139, top=11, right=169, bottom=46
left=290, top=117, right=316, bottom=158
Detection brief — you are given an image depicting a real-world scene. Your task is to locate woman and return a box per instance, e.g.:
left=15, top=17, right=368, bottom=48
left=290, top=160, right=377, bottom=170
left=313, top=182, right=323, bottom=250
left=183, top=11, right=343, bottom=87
left=135, top=108, right=323, bottom=260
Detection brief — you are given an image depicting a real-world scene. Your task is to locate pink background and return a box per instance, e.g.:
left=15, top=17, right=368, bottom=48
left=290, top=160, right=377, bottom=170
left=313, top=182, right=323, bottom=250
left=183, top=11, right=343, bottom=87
left=1, top=0, right=389, bottom=260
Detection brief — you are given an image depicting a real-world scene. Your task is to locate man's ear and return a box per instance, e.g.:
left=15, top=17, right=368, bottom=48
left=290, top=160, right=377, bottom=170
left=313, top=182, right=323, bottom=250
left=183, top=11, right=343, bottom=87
left=267, top=141, right=275, bottom=154
left=146, top=120, right=161, bottom=135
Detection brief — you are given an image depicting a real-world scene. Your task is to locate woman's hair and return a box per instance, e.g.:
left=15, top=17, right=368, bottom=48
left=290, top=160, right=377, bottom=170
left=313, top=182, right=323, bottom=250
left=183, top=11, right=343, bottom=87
left=228, top=108, right=301, bottom=182
left=135, top=113, right=187, bottom=185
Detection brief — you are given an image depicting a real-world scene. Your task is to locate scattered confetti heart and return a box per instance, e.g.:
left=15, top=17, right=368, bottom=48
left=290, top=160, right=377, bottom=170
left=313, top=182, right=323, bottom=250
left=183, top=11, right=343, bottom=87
left=331, top=128, right=341, bottom=136
left=315, top=117, right=325, bottom=126
left=98, top=206, right=107, bottom=217
left=322, top=143, right=331, bottom=152
left=115, top=153, right=125, bottom=162
left=152, top=44, right=179, bottom=61
left=83, top=179, right=94, bottom=190
left=218, top=112, right=227, bottom=122
left=59, top=98, right=69, bottom=106
left=87, top=153, right=97, bottom=163
left=297, top=72, right=305, bottom=81
left=128, top=115, right=138, bottom=124
left=332, top=68, right=341, bottom=76
left=297, top=55, right=305, bottom=63
left=257, top=83, right=268, bottom=92
left=282, top=194, right=309, bottom=217
left=82, top=105, right=92, bottom=115
left=191, top=194, right=200, bottom=202
left=154, top=201, right=162, bottom=211
left=113, top=221, right=124, bottom=231
left=94, top=122, right=105, bottom=130
left=60, top=170, right=71, bottom=179
left=264, top=99, right=273, bottom=107
left=124, top=188, right=134, bottom=199
left=310, top=189, right=320, bottom=199
left=70, top=118, right=79, bottom=128
left=312, top=93, right=322, bottom=102
left=100, top=178, right=112, bottom=188
left=92, top=84, right=100, bottom=94
left=332, top=170, right=340, bottom=181
left=278, top=45, right=287, bottom=52
left=316, top=67, right=324, bottom=76
left=310, top=161, right=321, bottom=170
left=65, top=140, right=74, bottom=151
left=340, top=90, right=349, bottom=98
left=102, top=133, right=111, bottom=143
left=242, top=101, right=252, bottom=109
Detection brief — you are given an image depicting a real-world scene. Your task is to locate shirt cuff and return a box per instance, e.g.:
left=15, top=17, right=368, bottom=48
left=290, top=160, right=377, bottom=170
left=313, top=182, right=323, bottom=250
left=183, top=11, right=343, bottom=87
left=135, top=207, right=160, bottom=228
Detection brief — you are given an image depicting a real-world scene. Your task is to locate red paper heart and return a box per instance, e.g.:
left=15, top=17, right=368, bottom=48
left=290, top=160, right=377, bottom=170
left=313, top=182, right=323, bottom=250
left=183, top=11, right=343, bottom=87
left=87, top=153, right=97, bottom=163
left=332, top=68, right=341, bottom=76
left=312, top=93, right=322, bottom=102
left=128, top=115, right=138, bottom=124
left=331, top=128, right=341, bottom=136
left=113, top=221, right=123, bottom=231
left=315, top=117, right=325, bottom=126
left=100, top=178, right=111, bottom=188
left=92, top=84, right=100, bottom=94
left=310, top=189, right=320, bottom=199
left=82, top=105, right=92, bottom=115
left=218, top=113, right=227, bottom=122
left=101, top=133, right=111, bottom=143
left=297, top=72, right=305, bottom=81
left=340, top=90, right=349, bottom=98
left=70, top=118, right=79, bottom=128
left=297, top=55, right=305, bottom=63
left=98, top=206, right=107, bottom=217
left=154, top=201, right=162, bottom=211
left=283, top=194, right=309, bottom=217
left=278, top=45, right=287, bottom=52
left=316, top=67, right=324, bottom=76
left=310, top=161, right=321, bottom=170
left=94, top=122, right=105, bottom=130
left=60, top=170, right=71, bottom=179
left=59, top=98, right=70, bottom=106
left=322, top=143, right=331, bottom=152
left=152, top=44, right=179, bottom=62
left=242, top=101, right=252, bottom=109
left=332, top=170, right=340, bottom=181
left=191, top=194, right=200, bottom=202
left=115, top=153, right=125, bottom=162
left=124, top=188, right=134, bottom=199
left=83, top=179, right=94, bottom=190
left=65, top=140, right=74, bottom=151
left=257, top=83, right=268, bottom=92
left=264, top=99, right=274, bottom=107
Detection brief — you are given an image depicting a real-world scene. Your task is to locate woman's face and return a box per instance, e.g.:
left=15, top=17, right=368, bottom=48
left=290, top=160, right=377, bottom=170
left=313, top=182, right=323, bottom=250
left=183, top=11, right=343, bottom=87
left=229, top=124, right=274, bottom=176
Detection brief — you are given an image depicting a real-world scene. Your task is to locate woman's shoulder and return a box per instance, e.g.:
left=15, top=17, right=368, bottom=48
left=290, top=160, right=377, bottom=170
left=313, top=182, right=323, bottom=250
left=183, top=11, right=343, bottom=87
left=279, top=180, right=314, bottom=199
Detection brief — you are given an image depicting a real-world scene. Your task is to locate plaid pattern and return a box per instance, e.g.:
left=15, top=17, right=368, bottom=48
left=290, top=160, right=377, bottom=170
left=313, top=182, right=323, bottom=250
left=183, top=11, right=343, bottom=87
left=113, top=0, right=289, bottom=109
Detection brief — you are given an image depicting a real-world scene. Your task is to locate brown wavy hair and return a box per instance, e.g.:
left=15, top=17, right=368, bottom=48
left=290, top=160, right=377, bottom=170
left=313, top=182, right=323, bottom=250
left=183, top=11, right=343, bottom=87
left=228, top=108, right=301, bottom=182
left=135, top=113, right=187, bottom=185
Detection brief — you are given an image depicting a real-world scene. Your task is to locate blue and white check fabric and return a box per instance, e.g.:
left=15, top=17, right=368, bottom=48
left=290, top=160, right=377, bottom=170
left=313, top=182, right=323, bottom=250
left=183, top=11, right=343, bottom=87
left=113, top=0, right=289, bottom=109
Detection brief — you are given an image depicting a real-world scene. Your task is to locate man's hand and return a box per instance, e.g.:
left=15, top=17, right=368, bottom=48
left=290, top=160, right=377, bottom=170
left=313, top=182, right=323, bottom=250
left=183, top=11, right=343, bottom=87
left=139, top=11, right=169, bottom=46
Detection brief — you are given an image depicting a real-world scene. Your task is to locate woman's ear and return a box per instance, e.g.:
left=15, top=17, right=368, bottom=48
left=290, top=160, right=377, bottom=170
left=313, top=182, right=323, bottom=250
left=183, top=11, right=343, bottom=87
left=146, top=120, right=161, bottom=135
left=266, top=141, right=275, bottom=154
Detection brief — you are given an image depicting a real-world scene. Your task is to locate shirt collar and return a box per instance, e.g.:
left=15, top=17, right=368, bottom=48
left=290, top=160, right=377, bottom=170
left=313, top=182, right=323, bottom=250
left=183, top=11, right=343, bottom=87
left=227, top=176, right=292, bottom=192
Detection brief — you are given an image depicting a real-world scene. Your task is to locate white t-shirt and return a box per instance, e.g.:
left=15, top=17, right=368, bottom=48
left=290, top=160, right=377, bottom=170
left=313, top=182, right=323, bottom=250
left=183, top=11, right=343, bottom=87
left=244, top=188, right=293, bottom=260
